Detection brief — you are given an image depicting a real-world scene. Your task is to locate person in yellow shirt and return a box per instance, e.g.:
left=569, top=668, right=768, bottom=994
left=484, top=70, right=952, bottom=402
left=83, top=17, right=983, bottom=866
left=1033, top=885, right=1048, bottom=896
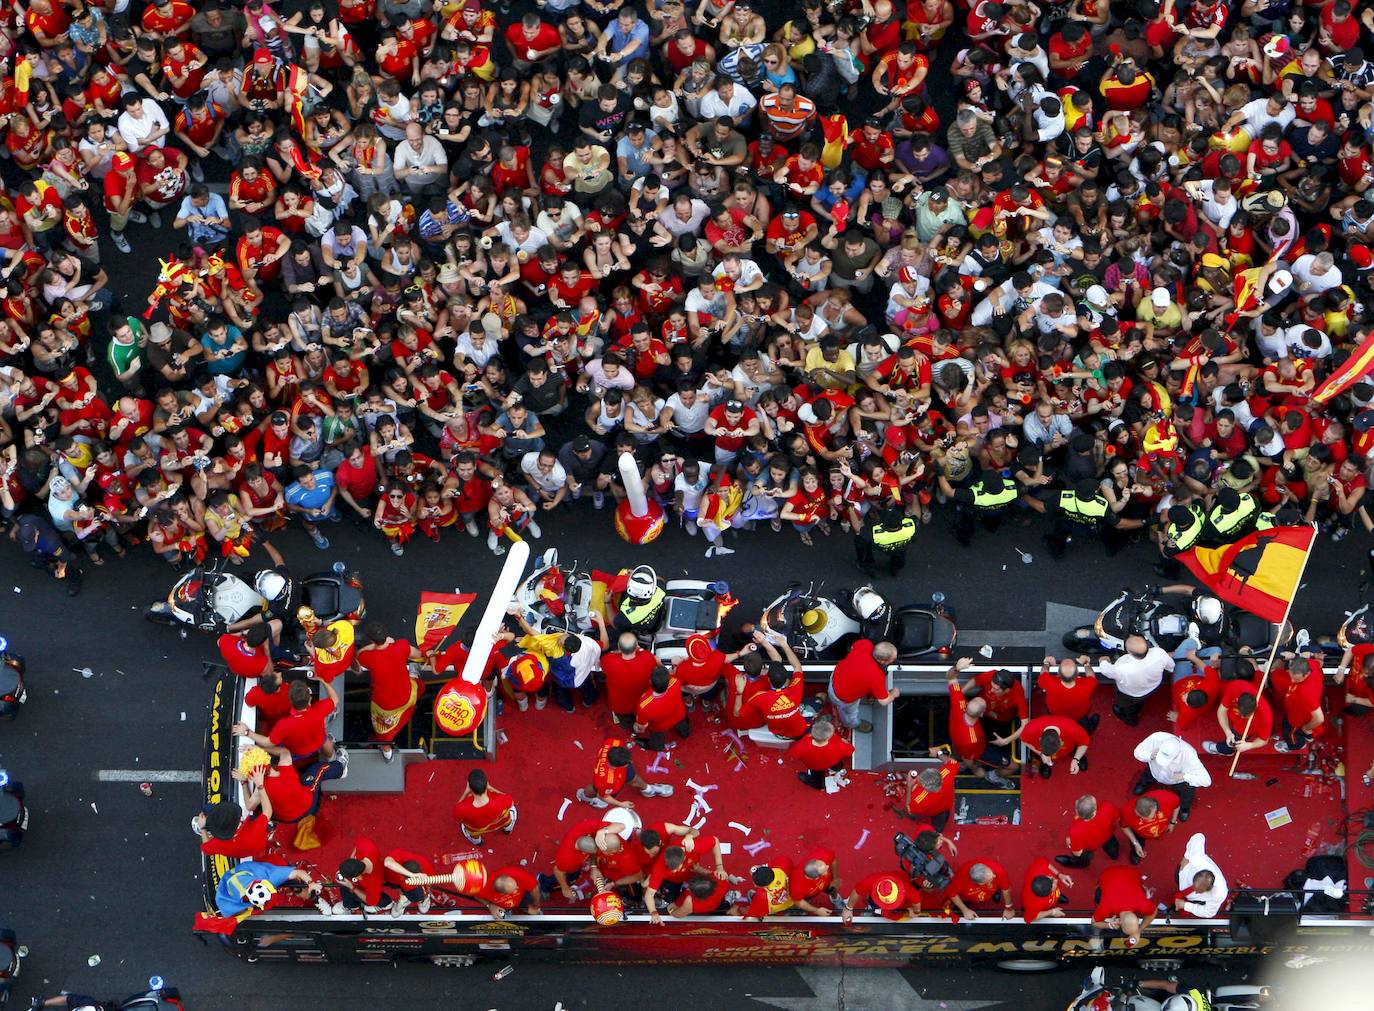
left=803, top=336, right=858, bottom=390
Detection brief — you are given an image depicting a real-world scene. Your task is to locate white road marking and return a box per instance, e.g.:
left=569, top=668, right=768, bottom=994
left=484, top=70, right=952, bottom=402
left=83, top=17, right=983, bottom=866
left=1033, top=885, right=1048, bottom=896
left=96, top=770, right=200, bottom=783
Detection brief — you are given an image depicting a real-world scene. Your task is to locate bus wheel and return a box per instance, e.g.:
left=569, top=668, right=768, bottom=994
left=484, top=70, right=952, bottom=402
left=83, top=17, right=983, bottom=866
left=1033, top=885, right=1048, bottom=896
left=995, top=958, right=1063, bottom=973
left=430, top=955, right=477, bottom=967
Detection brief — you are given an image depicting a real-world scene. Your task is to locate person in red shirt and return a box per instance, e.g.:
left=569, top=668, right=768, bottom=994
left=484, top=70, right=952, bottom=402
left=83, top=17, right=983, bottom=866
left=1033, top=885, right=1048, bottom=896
left=1122, top=790, right=1180, bottom=864
left=195, top=777, right=271, bottom=861
left=1270, top=651, right=1326, bottom=751
left=827, top=639, right=901, bottom=733
left=902, top=756, right=959, bottom=830
left=217, top=624, right=272, bottom=679
left=945, top=657, right=1015, bottom=787
left=1021, top=857, right=1075, bottom=923
left=846, top=870, right=922, bottom=920
left=1204, top=675, right=1274, bottom=756
left=788, top=717, right=856, bottom=790
left=634, top=666, right=690, bottom=751
left=1168, top=648, right=1223, bottom=731
left=1092, top=866, right=1156, bottom=947
left=964, top=668, right=1028, bottom=746
left=644, top=833, right=726, bottom=923
left=452, top=768, right=517, bottom=845
left=473, top=866, right=543, bottom=917
left=236, top=216, right=291, bottom=285
left=1057, top=794, right=1122, bottom=867
left=947, top=857, right=1014, bottom=920
left=244, top=669, right=292, bottom=736
left=333, top=836, right=387, bottom=913
left=235, top=678, right=341, bottom=770
left=669, top=872, right=730, bottom=916
left=748, top=637, right=809, bottom=739
left=1018, top=714, right=1091, bottom=779
left=1037, top=656, right=1100, bottom=733
left=577, top=734, right=674, bottom=809
left=600, top=628, right=658, bottom=728
left=383, top=849, right=437, bottom=916
left=790, top=848, right=847, bottom=920
left=355, top=622, right=422, bottom=760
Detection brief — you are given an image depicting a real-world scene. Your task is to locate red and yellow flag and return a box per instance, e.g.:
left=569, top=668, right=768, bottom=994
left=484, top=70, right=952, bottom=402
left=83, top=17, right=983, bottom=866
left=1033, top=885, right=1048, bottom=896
left=1313, top=329, right=1374, bottom=404
left=1178, top=526, right=1316, bottom=624
left=415, top=591, right=477, bottom=653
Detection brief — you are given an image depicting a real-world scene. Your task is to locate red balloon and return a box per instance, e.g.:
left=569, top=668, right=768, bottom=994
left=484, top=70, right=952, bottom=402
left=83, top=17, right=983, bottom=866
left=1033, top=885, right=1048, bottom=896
left=434, top=678, right=488, bottom=736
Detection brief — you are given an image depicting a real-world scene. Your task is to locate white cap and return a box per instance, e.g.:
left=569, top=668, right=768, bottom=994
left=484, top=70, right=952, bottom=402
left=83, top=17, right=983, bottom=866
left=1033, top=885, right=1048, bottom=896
left=1086, top=284, right=1109, bottom=307
left=1150, top=286, right=1171, bottom=308
left=1269, top=269, right=1293, bottom=293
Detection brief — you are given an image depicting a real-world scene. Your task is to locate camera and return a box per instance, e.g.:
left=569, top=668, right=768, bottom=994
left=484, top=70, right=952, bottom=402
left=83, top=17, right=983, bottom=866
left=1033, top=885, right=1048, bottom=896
left=894, top=831, right=953, bottom=891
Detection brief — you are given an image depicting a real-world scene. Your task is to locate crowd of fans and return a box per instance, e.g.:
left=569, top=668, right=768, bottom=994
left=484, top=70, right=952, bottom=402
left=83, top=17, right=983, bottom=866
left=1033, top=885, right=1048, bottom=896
left=4, top=0, right=1374, bottom=590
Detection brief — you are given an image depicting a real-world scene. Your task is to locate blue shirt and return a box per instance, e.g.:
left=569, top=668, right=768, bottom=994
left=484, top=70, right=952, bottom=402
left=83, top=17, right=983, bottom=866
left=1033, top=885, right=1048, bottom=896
left=285, top=469, right=336, bottom=515
left=615, top=132, right=658, bottom=176
left=201, top=324, right=245, bottom=375
left=605, top=18, right=650, bottom=64
left=176, top=191, right=230, bottom=245
left=216, top=860, right=296, bottom=917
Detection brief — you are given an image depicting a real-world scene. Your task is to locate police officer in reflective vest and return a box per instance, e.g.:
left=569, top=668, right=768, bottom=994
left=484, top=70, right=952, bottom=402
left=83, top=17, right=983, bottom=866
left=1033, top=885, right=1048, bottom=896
left=1044, top=480, right=1116, bottom=559
left=952, top=470, right=1018, bottom=546
left=1155, top=503, right=1206, bottom=576
left=616, top=565, right=667, bottom=635
left=857, top=507, right=916, bottom=577
left=1202, top=486, right=1258, bottom=545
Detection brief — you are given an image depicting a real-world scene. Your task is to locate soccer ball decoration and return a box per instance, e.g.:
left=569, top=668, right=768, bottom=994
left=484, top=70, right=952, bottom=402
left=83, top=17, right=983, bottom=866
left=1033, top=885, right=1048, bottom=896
left=590, top=891, right=624, bottom=926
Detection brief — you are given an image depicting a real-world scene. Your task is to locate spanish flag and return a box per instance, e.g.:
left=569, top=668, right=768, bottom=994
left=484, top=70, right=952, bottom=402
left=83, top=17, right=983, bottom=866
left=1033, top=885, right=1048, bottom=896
left=1312, top=330, right=1374, bottom=405
left=415, top=591, right=477, bottom=653
left=1178, top=526, right=1316, bottom=624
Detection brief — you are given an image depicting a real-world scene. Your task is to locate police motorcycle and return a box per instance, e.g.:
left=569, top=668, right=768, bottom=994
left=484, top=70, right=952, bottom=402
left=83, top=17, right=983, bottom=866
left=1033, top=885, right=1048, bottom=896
left=1334, top=547, right=1374, bottom=650
left=25, top=980, right=185, bottom=1011
left=1066, top=966, right=1272, bottom=1011
left=515, top=549, right=733, bottom=664
left=758, top=583, right=957, bottom=662
left=0, top=770, right=27, bottom=851
left=145, top=555, right=364, bottom=641
left=1063, top=587, right=1276, bottom=657
left=0, top=637, right=25, bottom=720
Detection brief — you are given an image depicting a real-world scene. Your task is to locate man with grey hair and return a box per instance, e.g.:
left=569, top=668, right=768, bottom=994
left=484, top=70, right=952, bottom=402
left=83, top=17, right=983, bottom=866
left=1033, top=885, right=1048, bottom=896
left=827, top=639, right=900, bottom=733
left=946, top=656, right=1015, bottom=788
left=948, top=858, right=1015, bottom=920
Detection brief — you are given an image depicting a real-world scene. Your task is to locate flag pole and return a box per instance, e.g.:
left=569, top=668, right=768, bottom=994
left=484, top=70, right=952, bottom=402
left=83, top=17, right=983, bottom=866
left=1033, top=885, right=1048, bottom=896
left=1227, top=535, right=1317, bottom=778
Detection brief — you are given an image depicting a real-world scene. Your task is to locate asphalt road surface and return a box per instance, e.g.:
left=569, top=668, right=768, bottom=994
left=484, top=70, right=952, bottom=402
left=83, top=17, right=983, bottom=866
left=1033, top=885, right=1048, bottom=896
left=0, top=501, right=1354, bottom=1009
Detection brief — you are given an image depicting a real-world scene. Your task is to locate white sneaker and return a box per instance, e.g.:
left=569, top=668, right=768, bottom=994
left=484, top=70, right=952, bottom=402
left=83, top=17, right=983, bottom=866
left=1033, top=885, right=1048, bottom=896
left=334, top=746, right=349, bottom=780
left=593, top=491, right=605, bottom=509
left=465, top=517, right=480, bottom=537
left=391, top=897, right=410, bottom=917
left=461, top=824, right=482, bottom=846
left=316, top=897, right=335, bottom=915
left=390, top=542, right=404, bottom=556
left=488, top=533, right=505, bottom=555
left=113, top=232, right=132, bottom=254
left=1202, top=741, right=1222, bottom=755
left=190, top=160, right=205, bottom=183
left=331, top=901, right=351, bottom=914
left=534, top=692, right=547, bottom=709
left=706, top=544, right=735, bottom=557
left=527, top=520, right=542, bottom=538
left=505, top=805, right=517, bottom=833
left=576, top=787, right=609, bottom=808
left=418, top=896, right=432, bottom=913
left=129, top=209, right=148, bottom=224
left=516, top=695, right=529, bottom=711
left=645, top=784, right=674, bottom=797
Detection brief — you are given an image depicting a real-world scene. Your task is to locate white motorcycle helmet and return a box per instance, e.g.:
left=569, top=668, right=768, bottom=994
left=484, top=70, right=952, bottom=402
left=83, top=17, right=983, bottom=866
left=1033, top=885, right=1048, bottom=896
left=1192, top=595, right=1223, bottom=626
left=625, top=566, right=658, bottom=601
left=254, top=570, right=289, bottom=603
left=852, top=587, right=887, bottom=621
left=1162, top=994, right=1204, bottom=1011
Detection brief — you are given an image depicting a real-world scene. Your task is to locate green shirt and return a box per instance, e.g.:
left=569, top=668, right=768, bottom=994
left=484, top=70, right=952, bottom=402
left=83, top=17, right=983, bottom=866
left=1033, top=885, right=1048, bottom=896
left=107, top=317, right=145, bottom=376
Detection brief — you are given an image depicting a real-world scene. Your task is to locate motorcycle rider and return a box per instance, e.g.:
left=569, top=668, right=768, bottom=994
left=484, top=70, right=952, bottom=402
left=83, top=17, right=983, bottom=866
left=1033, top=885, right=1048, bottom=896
left=1155, top=501, right=1205, bottom=576
left=615, top=565, right=667, bottom=635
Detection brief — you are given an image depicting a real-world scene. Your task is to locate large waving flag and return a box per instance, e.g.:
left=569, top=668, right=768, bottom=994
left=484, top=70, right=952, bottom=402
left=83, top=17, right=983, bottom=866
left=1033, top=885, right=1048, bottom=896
left=1313, top=330, right=1374, bottom=404
left=1178, top=526, right=1316, bottom=624
left=415, top=591, right=477, bottom=653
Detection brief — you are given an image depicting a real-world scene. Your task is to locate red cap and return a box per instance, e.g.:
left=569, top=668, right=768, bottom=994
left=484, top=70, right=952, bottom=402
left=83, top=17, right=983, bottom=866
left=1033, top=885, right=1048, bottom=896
left=1352, top=245, right=1373, bottom=269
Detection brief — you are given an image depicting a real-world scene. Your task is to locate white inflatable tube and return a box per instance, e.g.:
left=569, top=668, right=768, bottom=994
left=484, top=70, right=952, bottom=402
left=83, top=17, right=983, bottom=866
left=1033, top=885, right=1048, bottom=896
left=618, top=450, right=649, bottom=518
left=460, top=538, right=530, bottom=685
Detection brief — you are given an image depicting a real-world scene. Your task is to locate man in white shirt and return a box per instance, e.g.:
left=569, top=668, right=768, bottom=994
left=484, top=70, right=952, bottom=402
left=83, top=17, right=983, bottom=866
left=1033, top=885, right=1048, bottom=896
left=1232, top=93, right=1295, bottom=139
left=1133, top=732, right=1211, bottom=820
left=1093, top=635, right=1174, bottom=725
left=520, top=448, right=568, bottom=507
left=699, top=78, right=757, bottom=123
left=392, top=122, right=449, bottom=197
left=1184, top=178, right=1237, bottom=230
left=1290, top=251, right=1343, bottom=296
left=117, top=95, right=170, bottom=154
left=1174, top=833, right=1227, bottom=918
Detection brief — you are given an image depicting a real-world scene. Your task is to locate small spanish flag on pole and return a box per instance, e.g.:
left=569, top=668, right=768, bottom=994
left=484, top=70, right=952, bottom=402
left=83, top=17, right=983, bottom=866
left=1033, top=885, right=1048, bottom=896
left=1312, top=329, right=1374, bottom=405
left=415, top=591, right=477, bottom=654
